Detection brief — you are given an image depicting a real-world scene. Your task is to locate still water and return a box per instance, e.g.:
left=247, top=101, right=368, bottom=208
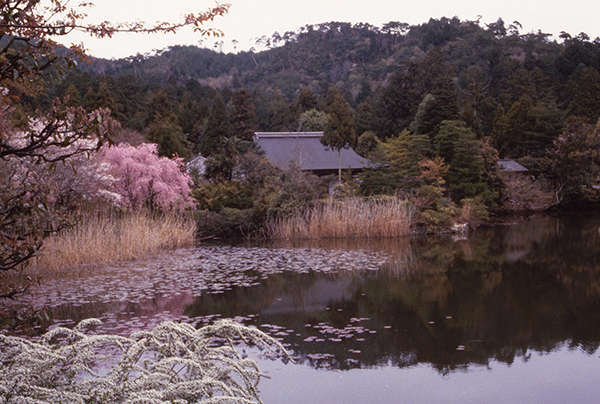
left=4, top=214, right=600, bottom=403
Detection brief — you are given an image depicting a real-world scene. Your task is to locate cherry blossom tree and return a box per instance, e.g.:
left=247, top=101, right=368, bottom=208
left=100, top=143, right=193, bottom=211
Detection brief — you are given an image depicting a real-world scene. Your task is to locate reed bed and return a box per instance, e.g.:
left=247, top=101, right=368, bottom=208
left=31, top=209, right=197, bottom=273
left=267, top=197, right=415, bottom=240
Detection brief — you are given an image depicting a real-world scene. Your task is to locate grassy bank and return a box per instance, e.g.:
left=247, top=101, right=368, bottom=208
left=31, top=209, right=197, bottom=273
left=267, top=197, right=414, bottom=240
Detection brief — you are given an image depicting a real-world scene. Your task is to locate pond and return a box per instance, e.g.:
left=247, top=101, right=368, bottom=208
left=3, top=214, right=600, bottom=403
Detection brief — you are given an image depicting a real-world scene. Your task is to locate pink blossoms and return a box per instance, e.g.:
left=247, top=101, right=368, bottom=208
left=100, top=143, right=193, bottom=211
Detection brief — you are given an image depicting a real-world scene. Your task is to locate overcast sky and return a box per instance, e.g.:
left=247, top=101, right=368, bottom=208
left=56, top=0, right=600, bottom=59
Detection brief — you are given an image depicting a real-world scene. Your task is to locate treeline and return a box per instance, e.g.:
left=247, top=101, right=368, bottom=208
left=25, top=17, right=600, bottom=230
left=37, top=17, right=600, bottom=154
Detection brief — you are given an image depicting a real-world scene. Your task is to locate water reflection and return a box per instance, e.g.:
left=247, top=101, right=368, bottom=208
left=4, top=214, right=600, bottom=378
left=190, top=215, right=600, bottom=373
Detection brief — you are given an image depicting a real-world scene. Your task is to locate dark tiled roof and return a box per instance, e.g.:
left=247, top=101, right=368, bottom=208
left=497, top=159, right=529, bottom=172
left=254, top=132, right=369, bottom=171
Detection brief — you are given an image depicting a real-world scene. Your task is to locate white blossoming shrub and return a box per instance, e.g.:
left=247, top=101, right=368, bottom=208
left=0, top=319, right=289, bottom=403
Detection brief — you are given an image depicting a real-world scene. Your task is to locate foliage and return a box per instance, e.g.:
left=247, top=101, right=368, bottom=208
left=458, top=198, right=489, bottom=229
left=545, top=118, right=600, bottom=204
left=192, top=152, right=321, bottom=237
left=0, top=318, right=288, bottom=403
left=147, top=118, right=190, bottom=158
left=363, top=129, right=430, bottom=193
left=100, top=143, right=193, bottom=211
left=322, top=85, right=356, bottom=181
left=0, top=109, right=117, bottom=286
left=437, top=120, right=497, bottom=203
left=567, top=66, right=600, bottom=123
left=355, top=131, right=380, bottom=158
left=266, top=165, right=323, bottom=219
left=413, top=157, right=457, bottom=232
left=193, top=181, right=254, bottom=212
left=197, top=94, right=229, bottom=156
left=0, top=0, right=228, bottom=286
left=231, top=88, right=258, bottom=141
left=297, top=109, right=329, bottom=131
left=7, top=12, right=600, bottom=241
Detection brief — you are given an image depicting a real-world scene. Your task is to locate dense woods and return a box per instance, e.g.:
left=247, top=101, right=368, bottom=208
left=5, top=15, right=600, bottom=274
left=26, top=17, right=599, bottom=222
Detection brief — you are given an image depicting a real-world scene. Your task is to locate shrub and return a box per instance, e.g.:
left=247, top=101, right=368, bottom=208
left=195, top=208, right=261, bottom=239
left=0, top=319, right=288, bottom=403
left=193, top=181, right=254, bottom=211
left=459, top=198, right=489, bottom=229
left=267, top=165, right=323, bottom=218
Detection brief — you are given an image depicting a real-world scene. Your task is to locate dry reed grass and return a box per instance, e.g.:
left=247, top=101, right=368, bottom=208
left=267, top=197, right=414, bottom=240
left=31, top=209, right=197, bottom=273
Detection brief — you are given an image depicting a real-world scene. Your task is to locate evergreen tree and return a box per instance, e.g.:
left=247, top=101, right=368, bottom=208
left=230, top=89, right=257, bottom=141
left=198, top=94, right=230, bottom=157
left=355, top=100, right=376, bottom=135
left=568, top=66, right=600, bottom=123
left=434, top=120, right=466, bottom=163
left=355, top=80, right=372, bottom=104
left=147, top=119, right=190, bottom=158
left=145, top=89, right=176, bottom=127
left=442, top=120, right=491, bottom=202
left=409, top=93, right=436, bottom=134
left=322, top=85, right=356, bottom=181
left=502, top=94, right=535, bottom=157
left=373, top=71, right=419, bottom=139
left=490, top=104, right=509, bottom=152
left=267, top=89, right=295, bottom=131
left=546, top=117, right=600, bottom=204
left=296, top=86, right=318, bottom=113
left=177, top=91, right=204, bottom=135
left=419, top=73, right=459, bottom=135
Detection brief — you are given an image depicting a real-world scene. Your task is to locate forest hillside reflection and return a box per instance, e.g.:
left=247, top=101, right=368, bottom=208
left=188, top=215, right=600, bottom=374
left=4, top=214, right=600, bottom=377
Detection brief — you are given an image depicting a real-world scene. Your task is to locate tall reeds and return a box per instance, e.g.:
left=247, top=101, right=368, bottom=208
left=267, top=197, right=414, bottom=240
left=31, top=209, right=197, bottom=273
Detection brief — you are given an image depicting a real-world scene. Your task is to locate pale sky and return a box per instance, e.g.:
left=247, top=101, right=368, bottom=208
left=57, top=0, right=600, bottom=59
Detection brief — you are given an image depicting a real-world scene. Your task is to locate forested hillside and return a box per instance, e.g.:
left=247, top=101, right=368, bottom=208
left=25, top=17, right=600, bottom=217
left=39, top=17, right=599, bottom=142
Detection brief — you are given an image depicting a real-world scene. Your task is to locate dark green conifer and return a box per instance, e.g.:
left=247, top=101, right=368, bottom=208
left=230, top=89, right=257, bottom=141
left=568, top=66, right=600, bottom=123
left=322, top=85, right=356, bottom=181
left=198, top=94, right=230, bottom=157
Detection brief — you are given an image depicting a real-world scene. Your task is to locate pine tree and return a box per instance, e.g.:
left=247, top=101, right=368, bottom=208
left=503, top=94, right=534, bottom=157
